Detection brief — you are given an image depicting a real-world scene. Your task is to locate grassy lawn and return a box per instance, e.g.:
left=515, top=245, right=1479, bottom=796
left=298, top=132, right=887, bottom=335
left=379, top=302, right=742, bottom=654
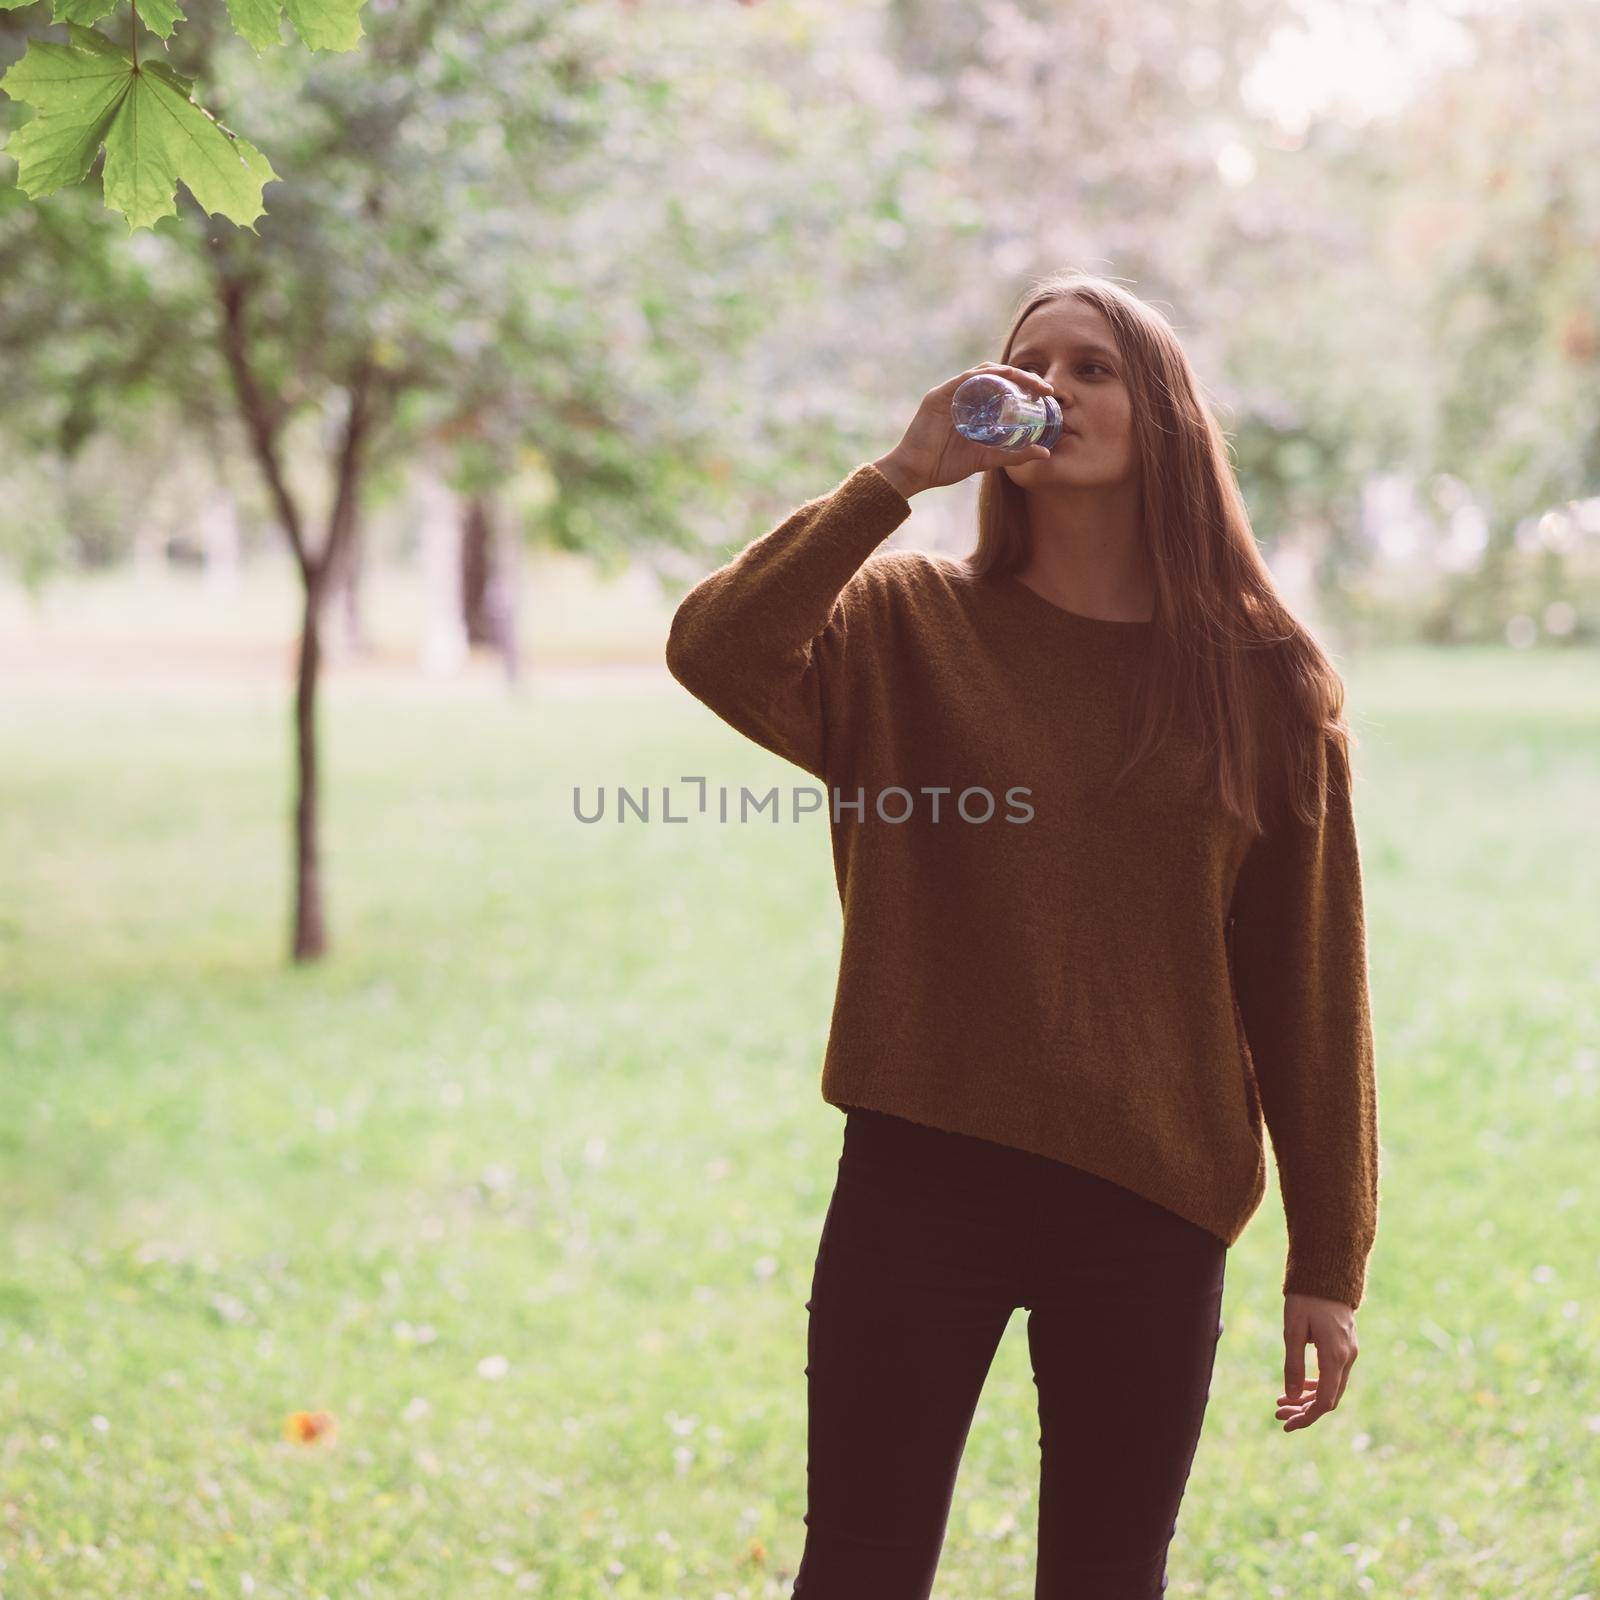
left=1, top=645, right=1597, bottom=1598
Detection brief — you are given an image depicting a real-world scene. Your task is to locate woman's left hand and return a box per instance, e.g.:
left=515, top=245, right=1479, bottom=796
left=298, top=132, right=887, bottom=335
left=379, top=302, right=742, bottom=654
left=1277, top=1292, right=1359, bottom=1431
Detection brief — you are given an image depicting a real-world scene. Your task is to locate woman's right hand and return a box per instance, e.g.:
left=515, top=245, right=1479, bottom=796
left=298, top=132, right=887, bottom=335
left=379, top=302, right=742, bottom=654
left=873, top=362, right=1056, bottom=498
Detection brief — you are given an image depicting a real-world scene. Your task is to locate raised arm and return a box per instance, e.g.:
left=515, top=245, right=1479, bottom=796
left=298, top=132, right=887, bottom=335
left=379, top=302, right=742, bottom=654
left=665, top=363, right=1059, bottom=781
left=664, top=460, right=914, bottom=782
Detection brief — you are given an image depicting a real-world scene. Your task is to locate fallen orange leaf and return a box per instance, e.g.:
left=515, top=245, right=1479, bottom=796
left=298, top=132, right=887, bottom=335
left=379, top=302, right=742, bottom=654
left=283, top=1409, right=338, bottom=1443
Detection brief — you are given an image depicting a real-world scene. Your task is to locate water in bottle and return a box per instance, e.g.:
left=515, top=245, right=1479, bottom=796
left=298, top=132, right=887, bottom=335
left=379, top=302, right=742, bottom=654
left=951, top=373, right=1064, bottom=451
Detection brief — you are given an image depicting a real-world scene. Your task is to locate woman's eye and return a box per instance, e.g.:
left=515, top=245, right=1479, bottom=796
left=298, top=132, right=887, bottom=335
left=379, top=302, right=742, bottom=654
left=1019, top=362, right=1111, bottom=378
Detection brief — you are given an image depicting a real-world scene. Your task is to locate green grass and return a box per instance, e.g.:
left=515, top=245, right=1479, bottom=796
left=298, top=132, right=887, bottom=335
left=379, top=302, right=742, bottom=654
left=1, top=645, right=1597, bottom=1598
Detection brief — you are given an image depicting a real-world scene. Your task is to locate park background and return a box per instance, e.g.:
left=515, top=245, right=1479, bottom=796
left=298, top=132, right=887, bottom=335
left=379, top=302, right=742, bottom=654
left=2, top=0, right=1598, bottom=1595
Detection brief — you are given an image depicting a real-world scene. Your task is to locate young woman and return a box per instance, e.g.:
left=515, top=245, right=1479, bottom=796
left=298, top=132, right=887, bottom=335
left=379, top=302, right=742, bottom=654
left=665, top=270, right=1380, bottom=1599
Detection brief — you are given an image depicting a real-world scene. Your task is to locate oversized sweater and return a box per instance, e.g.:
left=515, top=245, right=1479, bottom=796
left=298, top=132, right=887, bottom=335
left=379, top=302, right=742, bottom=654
left=665, top=460, right=1380, bottom=1310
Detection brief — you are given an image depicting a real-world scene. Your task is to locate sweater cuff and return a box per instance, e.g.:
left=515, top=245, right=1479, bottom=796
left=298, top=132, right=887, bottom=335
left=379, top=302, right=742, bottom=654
left=853, top=460, right=915, bottom=515
left=1283, top=1244, right=1371, bottom=1311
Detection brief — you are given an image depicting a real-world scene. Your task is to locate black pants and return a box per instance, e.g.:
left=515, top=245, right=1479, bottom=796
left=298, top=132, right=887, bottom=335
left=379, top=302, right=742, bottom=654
left=793, top=1107, right=1227, bottom=1600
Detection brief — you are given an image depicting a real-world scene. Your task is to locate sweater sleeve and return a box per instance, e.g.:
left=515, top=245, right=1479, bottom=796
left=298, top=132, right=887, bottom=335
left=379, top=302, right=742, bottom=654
left=1227, top=729, right=1381, bottom=1311
left=664, top=461, right=913, bottom=783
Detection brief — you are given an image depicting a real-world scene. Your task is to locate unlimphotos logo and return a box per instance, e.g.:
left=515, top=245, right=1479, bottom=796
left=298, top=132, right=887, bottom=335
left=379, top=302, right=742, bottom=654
left=573, top=777, right=1036, bottom=824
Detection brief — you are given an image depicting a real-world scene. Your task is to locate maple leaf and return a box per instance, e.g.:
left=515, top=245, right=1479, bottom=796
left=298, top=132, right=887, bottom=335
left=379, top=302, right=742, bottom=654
left=50, top=0, right=188, bottom=38
left=224, top=0, right=367, bottom=54
left=0, top=23, right=278, bottom=231
left=0, top=0, right=367, bottom=45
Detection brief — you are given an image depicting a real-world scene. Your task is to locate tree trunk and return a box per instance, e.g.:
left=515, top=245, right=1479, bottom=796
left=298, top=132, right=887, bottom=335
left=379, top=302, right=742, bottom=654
left=488, top=518, right=522, bottom=689
left=214, top=266, right=376, bottom=964
left=460, top=490, right=523, bottom=687
left=461, top=494, right=494, bottom=646
left=292, top=575, right=327, bottom=962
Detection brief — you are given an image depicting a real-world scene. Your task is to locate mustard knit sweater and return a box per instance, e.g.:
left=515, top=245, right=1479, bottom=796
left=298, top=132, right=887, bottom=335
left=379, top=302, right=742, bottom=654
left=665, top=460, right=1380, bottom=1310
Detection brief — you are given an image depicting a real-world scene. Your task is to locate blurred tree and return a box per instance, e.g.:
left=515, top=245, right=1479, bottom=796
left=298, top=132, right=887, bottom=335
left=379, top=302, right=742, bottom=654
left=1383, top=0, right=1599, bottom=640
left=1, top=0, right=789, bottom=963
left=460, top=492, right=517, bottom=680
left=0, top=162, right=229, bottom=586
left=179, top=0, right=640, bottom=960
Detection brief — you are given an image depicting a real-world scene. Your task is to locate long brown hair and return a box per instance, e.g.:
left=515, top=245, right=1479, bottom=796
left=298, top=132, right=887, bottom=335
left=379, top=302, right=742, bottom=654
left=962, top=269, right=1355, bottom=839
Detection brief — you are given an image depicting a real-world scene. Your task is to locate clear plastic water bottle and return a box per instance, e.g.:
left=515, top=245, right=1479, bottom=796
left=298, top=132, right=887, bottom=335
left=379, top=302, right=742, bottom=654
left=951, top=373, right=1064, bottom=451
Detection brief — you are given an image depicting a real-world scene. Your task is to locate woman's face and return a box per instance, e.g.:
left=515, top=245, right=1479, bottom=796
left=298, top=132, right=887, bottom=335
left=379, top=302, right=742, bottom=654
left=1000, top=299, right=1139, bottom=491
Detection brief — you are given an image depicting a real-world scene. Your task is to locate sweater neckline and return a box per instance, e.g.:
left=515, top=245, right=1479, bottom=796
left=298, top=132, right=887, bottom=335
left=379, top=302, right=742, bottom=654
left=992, top=572, right=1155, bottom=639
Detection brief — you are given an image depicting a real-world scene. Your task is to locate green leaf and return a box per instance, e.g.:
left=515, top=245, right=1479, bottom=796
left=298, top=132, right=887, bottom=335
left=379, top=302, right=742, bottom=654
left=109, top=58, right=277, bottom=229
left=0, top=33, right=128, bottom=196
left=225, top=0, right=365, bottom=53
left=284, top=0, right=364, bottom=50
left=1, top=24, right=278, bottom=231
left=131, top=0, right=186, bottom=37
left=7, top=0, right=364, bottom=47
left=133, top=0, right=184, bottom=36
left=223, top=0, right=282, bottom=52
left=51, top=0, right=121, bottom=25
left=52, top=0, right=186, bottom=36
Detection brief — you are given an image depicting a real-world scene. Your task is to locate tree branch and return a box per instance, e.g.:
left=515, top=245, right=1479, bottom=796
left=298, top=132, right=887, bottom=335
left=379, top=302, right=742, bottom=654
left=316, top=353, right=377, bottom=587
left=213, top=267, right=310, bottom=576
